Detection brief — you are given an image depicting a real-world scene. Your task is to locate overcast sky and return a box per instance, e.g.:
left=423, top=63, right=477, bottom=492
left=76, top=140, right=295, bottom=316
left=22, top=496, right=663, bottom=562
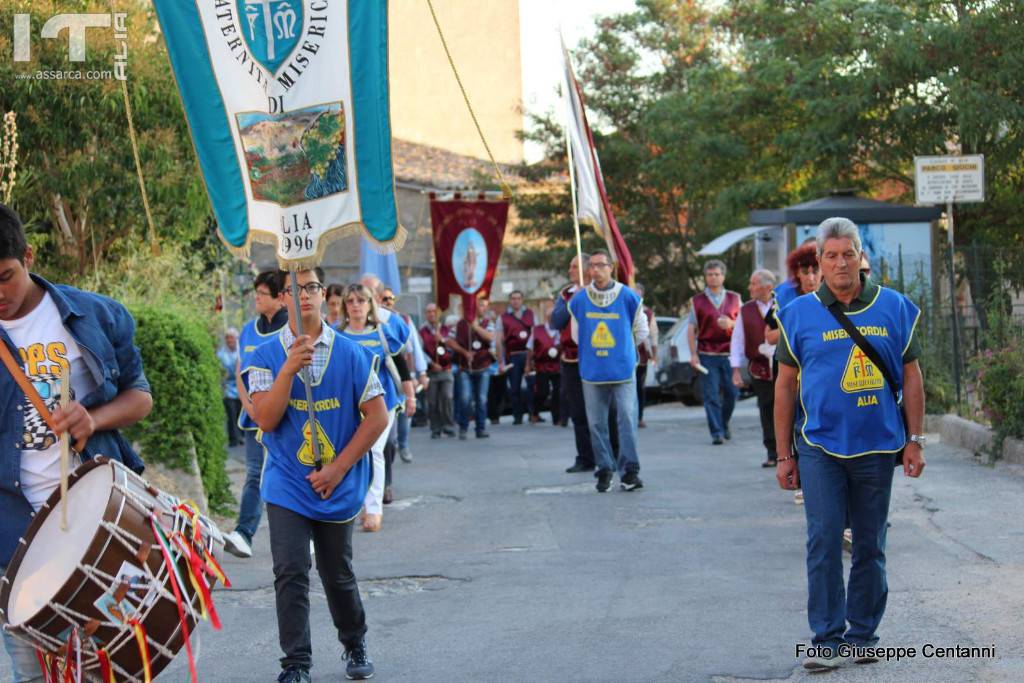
left=518, top=0, right=638, bottom=162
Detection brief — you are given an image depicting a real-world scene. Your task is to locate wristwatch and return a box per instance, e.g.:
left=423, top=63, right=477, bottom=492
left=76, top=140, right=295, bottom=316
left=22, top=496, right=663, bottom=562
left=908, top=434, right=927, bottom=448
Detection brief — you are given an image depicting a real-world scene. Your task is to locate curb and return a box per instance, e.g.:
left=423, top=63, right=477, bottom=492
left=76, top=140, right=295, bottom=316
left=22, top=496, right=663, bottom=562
left=926, top=413, right=1024, bottom=466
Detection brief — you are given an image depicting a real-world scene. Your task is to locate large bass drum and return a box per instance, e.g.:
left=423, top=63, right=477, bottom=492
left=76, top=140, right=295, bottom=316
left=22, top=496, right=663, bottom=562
left=0, top=457, right=227, bottom=681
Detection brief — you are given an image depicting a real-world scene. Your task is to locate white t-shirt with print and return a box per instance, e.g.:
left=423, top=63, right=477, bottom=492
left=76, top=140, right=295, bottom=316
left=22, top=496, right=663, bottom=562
left=0, top=292, right=97, bottom=510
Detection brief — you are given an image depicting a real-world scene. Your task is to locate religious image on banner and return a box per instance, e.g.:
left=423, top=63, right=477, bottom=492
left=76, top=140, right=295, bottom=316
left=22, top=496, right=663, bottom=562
left=429, top=197, right=509, bottom=320
left=152, top=0, right=404, bottom=268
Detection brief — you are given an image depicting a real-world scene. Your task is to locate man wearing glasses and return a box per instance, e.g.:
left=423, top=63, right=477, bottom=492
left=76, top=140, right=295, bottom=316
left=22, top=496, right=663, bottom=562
left=568, top=250, right=649, bottom=493
left=224, top=270, right=289, bottom=559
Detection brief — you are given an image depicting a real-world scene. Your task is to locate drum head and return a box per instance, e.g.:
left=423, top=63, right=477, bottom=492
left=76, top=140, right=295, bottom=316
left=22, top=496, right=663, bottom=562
left=8, top=464, right=113, bottom=625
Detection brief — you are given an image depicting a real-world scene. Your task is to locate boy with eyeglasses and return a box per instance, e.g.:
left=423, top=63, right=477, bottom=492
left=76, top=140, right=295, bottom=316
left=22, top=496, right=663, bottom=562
left=243, top=269, right=389, bottom=682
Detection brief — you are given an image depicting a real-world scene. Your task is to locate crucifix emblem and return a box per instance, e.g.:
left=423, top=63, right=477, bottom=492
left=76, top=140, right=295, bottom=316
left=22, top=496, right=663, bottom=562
left=238, top=0, right=302, bottom=75
left=841, top=344, right=885, bottom=393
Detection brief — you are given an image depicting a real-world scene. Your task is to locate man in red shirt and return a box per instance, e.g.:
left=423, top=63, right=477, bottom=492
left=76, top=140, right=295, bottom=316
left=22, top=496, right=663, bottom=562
left=495, top=290, right=535, bottom=425
left=526, top=300, right=560, bottom=425
left=730, top=269, right=777, bottom=466
left=686, top=260, right=742, bottom=444
left=420, top=303, right=455, bottom=438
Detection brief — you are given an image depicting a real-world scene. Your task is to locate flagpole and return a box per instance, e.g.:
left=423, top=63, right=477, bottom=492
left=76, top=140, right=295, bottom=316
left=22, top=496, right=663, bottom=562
left=561, top=35, right=585, bottom=286
left=289, top=276, right=323, bottom=471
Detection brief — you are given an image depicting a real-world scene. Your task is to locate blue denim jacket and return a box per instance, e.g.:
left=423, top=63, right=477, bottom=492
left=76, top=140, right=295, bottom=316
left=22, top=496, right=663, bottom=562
left=0, top=275, right=150, bottom=566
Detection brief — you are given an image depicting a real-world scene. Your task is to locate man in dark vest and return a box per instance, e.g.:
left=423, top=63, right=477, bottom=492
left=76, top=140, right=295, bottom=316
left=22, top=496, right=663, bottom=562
left=687, top=259, right=742, bottom=445
left=731, top=269, right=778, bottom=466
left=526, top=300, right=561, bottom=425
left=551, top=253, right=597, bottom=472
left=448, top=295, right=496, bottom=439
left=495, top=290, right=535, bottom=425
left=420, top=303, right=455, bottom=439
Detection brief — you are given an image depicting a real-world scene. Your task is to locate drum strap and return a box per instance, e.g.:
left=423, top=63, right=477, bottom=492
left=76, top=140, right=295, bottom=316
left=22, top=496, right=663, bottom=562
left=0, top=339, right=86, bottom=452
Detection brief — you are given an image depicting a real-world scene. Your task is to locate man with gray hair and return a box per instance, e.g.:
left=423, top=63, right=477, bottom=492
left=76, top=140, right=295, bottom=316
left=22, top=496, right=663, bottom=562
left=217, top=327, right=243, bottom=447
left=687, top=259, right=742, bottom=444
left=730, top=269, right=777, bottom=466
left=775, top=217, right=926, bottom=671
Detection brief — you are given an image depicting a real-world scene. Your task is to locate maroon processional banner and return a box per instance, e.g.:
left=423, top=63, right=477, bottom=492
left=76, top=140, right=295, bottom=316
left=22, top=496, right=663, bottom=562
left=429, top=195, right=509, bottom=321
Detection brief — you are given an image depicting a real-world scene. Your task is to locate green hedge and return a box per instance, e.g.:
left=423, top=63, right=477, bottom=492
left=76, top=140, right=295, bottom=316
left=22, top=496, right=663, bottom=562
left=125, top=304, right=233, bottom=511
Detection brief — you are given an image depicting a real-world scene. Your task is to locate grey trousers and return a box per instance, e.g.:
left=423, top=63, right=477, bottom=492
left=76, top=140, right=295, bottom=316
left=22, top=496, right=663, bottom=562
left=267, top=503, right=366, bottom=670
left=427, top=369, right=455, bottom=433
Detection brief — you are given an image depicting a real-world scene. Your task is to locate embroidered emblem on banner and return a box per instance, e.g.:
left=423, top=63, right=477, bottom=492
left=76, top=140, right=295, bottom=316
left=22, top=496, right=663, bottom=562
left=591, top=321, right=616, bottom=349
left=298, top=419, right=336, bottom=466
left=239, top=0, right=303, bottom=75
left=841, top=346, right=884, bottom=393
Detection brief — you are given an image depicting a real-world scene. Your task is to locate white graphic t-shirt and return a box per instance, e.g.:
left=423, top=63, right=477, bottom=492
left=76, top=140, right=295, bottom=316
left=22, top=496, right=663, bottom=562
left=0, top=293, right=97, bottom=510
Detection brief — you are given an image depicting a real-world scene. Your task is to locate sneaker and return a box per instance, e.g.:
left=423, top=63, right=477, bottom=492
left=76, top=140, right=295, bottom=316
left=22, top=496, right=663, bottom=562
left=399, top=447, right=412, bottom=463
left=458, top=430, right=467, bottom=441
left=620, top=471, right=644, bottom=491
left=842, top=528, right=853, bottom=553
left=383, top=486, right=393, bottom=505
left=442, top=428, right=456, bottom=437
left=475, top=430, right=490, bottom=439
left=596, top=470, right=613, bottom=493
left=852, top=644, right=880, bottom=664
left=565, top=463, right=595, bottom=473
left=223, top=530, right=252, bottom=559
left=344, top=640, right=375, bottom=680
left=277, top=665, right=311, bottom=683
left=430, top=431, right=441, bottom=439
left=724, top=430, right=731, bottom=440
left=712, top=437, right=724, bottom=445
left=761, top=458, right=778, bottom=468
left=802, top=647, right=849, bottom=671
left=794, top=489, right=804, bottom=505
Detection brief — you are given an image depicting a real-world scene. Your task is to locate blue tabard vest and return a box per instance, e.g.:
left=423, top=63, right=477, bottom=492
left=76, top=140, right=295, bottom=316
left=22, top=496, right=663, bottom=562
left=777, top=287, right=920, bottom=457
left=337, top=324, right=404, bottom=412
left=245, top=332, right=377, bottom=521
left=237, top=317, right=282, bottom=431
left=774, top=279, right=799, bottom=310
left=568, top=283, right=642, bottom=383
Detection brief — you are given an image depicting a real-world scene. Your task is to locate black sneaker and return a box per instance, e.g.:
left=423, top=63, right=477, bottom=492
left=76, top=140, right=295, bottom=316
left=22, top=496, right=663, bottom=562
left=431, top=431, right=441, bottom=439
left=596, top=470, right=613, bottom=493
left=442, top=428, right=456, bottom=437
left=344, top=641, right=375, bottom=680
left=475, top=430, right=490, bottom=439
left=620, top=471, right=643, bottom=491
left=458, top=429, right=467, bottom=441
left=277, top=665, right=311, bottom=683
left=712, top=437, right=724, bottom=445
left=565, top=463, right=595, bottom=473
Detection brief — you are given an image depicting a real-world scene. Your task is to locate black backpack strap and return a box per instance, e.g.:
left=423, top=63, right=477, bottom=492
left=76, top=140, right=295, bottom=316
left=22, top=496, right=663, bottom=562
left=822, top=300, right=901, bottom=403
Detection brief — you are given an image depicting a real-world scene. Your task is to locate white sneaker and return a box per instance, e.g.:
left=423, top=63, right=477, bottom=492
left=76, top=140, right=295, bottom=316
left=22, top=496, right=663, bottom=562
left=223, top=530, right=252, bottom=558
left=399, top=447, right=412, bottom=463
left=793, top=489, right=804, bottom=505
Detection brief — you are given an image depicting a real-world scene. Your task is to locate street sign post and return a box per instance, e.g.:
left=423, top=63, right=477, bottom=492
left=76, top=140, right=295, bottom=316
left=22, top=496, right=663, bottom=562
left=914, top=154, right=985, bottom=407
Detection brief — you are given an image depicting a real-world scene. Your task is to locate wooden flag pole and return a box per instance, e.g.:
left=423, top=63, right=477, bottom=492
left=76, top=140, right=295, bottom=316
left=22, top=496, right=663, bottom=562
left=59, top=365, right=70, bottom=531
left=563, top=87, right=585, bottom=287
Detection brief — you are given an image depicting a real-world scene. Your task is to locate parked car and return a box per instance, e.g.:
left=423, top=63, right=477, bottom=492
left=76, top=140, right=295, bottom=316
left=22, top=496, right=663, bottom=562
left=656, top=314, right=754, bottom=405
left=643, top=316, right=680, bottom=396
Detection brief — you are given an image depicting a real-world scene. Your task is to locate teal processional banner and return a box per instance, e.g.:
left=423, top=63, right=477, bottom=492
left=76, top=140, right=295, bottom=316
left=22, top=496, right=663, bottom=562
left=153, top=0, right=403, bottom=267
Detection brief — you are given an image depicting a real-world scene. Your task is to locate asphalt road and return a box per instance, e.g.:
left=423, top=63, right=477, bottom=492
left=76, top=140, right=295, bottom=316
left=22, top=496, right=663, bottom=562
left=5, top=399, right=1023, bottom=682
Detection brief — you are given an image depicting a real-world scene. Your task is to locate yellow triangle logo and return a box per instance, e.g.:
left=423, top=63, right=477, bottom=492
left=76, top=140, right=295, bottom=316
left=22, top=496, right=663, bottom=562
left=297, top=419, right=337, bottom=466
left=841, top=345, right=885, bottom=393
left=591, top=321, right=616, bottom=349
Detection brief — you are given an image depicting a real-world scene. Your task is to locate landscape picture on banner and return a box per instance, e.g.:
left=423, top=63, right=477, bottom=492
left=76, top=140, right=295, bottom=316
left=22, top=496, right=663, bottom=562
left=452, top=228, right=488, bottom=294
left=236, top=102, right=348, bottom=206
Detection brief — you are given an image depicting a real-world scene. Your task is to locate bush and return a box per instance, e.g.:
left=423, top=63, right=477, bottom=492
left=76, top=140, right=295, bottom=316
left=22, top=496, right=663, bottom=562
left=125, top=304, right=233, bottom=512
left=970, top=343, right=1024, bottom=442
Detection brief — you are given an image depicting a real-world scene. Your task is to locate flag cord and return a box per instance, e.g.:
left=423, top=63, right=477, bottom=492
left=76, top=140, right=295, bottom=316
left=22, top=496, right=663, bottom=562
left=425, top=0, right=513, bottom=200
left=118, top=64, right=160, bottom=255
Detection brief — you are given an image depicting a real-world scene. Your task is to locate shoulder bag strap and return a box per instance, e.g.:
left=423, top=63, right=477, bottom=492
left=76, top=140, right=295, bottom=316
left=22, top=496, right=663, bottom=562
left=821, top=299, right=901, bottom=404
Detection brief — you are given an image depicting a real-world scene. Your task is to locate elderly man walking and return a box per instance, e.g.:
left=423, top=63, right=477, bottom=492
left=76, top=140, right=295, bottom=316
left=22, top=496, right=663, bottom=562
left=687, top=260, right=742, bottom=444
left=730, top=269, right=777, bottom=467
left=775, top=217, right=926, bottom=671
left=569, top=250, right=649, bottom=493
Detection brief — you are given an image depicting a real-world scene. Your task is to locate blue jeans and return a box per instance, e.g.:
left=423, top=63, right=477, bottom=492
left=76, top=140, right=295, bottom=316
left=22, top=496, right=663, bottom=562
left=699, top=354, right=737, bottom=439
left=506, top=353, right=532, bottom=422
left=3, top=619, right=43, bottom=682
left=797, top=441, right=896, bottom=648
left=235, top=430, right=266, bottom=544
left=456, top=370, right=490, bottom=433
left=396, top=411, right=410, bottom=450
left=582, top=379, right=639, bottom=476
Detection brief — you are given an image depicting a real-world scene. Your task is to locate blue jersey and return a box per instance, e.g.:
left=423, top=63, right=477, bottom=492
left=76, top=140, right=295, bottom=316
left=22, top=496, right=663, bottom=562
left=568, top=283, right=642, bottom=383
left=774, top=279, right=799, bottom=310
left=244, top=332, right=378, bottom=521
left=237, top=317, right=283, bottom=430
left=777, top=287, right=920, bottom=457
left=337, top=324, right=404, bottom=412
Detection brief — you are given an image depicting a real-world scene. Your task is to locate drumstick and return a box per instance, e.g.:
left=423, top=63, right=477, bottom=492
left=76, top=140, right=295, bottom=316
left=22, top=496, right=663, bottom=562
left=59, top=365, right=70, bottom=531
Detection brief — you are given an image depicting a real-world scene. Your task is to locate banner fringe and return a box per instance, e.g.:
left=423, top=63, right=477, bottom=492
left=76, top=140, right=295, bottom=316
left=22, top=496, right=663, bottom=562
left=222, top=221, right=408, bottom=271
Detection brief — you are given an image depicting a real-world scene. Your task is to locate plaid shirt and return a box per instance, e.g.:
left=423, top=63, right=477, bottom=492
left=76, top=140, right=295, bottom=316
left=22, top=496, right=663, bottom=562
left=248, top=323, right=384, bottom=400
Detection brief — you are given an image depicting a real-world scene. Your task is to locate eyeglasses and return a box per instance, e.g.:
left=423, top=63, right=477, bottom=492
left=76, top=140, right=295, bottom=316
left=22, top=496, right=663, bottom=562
left=381, top=296, right=396, bottom=303
left=293, top=282, right=324, bottom=296
left=591, top=261, right=612, bottom=269
left=254, top=289, right=274, bottom=297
